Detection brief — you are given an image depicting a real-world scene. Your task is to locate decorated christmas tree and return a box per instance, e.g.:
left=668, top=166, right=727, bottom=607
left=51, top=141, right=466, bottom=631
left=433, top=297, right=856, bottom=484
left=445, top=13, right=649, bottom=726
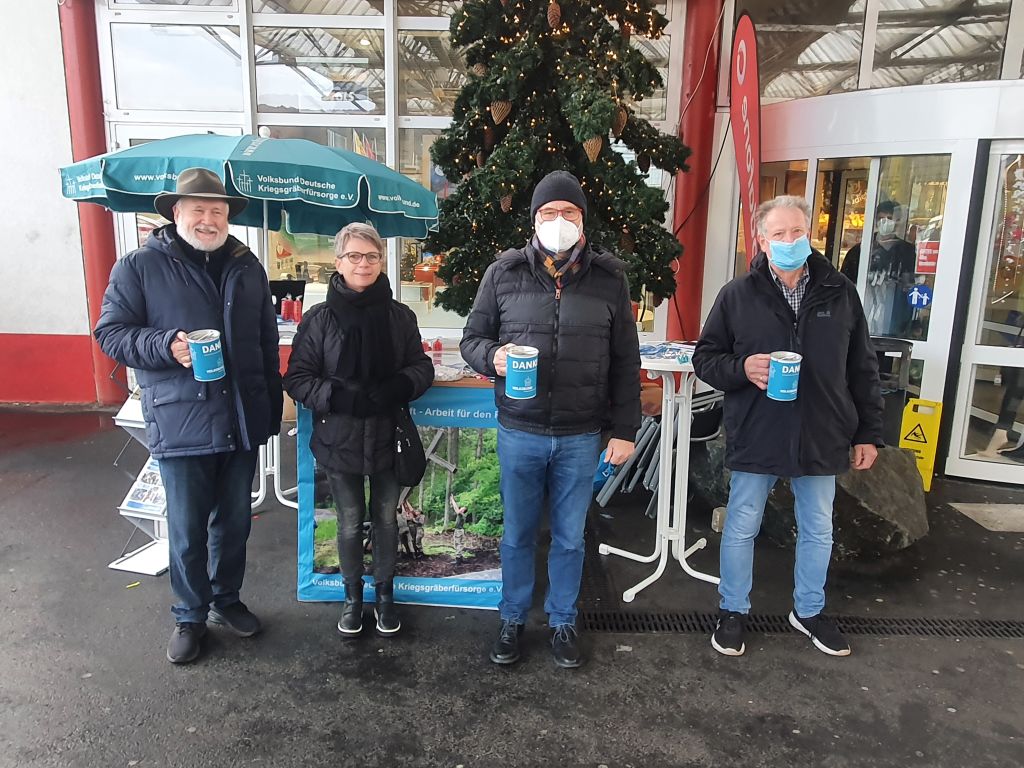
left=425, top=0, right=691, bottom=316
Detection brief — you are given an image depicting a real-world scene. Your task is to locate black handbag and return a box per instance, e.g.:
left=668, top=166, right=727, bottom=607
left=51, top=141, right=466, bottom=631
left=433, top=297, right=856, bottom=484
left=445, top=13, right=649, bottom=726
left=393, top=405, right=427, bottom=487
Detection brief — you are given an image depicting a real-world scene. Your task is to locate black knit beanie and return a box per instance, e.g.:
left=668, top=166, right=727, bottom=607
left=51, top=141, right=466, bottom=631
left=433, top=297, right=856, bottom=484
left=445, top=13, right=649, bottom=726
left=530, top=171, right=588, bottom=221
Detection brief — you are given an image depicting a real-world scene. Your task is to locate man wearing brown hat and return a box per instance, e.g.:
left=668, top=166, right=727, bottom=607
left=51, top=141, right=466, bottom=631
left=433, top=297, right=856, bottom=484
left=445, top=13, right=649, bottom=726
left=95, top=168, right=283, bottom=664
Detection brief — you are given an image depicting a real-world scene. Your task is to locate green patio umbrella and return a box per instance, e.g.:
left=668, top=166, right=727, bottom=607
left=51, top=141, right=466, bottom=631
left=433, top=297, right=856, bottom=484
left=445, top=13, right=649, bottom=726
left=59, top=134, right=439, bottom=239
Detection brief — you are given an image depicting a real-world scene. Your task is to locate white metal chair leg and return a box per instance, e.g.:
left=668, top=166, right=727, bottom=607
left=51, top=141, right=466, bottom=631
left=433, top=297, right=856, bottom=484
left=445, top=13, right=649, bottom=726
left=251, top=443, right=268, bottom=509
left=269, top=435, right=298, bottom=509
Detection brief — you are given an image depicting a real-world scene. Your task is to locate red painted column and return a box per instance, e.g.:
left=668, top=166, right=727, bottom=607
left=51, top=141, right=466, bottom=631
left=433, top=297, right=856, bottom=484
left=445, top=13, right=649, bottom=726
left=669, top=0, right=724, bottom=341
left=59, top=0, right=124, bottom=405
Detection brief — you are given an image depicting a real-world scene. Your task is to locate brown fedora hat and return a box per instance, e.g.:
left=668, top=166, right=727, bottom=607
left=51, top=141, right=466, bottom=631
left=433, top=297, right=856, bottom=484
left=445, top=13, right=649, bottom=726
left=154, top=167, right=248, bottom=221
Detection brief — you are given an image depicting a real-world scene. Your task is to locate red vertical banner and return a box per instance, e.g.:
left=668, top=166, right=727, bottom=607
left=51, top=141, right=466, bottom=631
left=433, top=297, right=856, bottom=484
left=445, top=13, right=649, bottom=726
left=730, top=13, right=761, bottom=265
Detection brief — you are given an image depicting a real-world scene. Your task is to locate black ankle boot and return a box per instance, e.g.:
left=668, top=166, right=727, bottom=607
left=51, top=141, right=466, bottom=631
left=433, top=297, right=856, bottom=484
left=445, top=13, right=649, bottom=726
left=374, top=580, right=401, bottom=636
left=337, top=580, right=363, bottom=636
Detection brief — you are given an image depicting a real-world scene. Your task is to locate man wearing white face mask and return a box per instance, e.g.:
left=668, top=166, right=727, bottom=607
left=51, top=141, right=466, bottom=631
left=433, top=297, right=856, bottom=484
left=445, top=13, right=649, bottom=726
left=693, top=195, right=883, bottom=659
left=461, top=170, right=640, bottom=670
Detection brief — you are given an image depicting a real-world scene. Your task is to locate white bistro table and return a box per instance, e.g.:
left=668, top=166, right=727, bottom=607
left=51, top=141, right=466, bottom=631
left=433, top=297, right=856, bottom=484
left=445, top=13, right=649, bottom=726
left=599, top=357, right=720, bottom=601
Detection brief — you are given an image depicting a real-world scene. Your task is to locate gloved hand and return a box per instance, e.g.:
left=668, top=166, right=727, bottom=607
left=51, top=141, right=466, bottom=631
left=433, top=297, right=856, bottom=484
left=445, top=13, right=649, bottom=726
left=367, top=374, right=414, bottom=407
left=329, top=378, right=365, bottom=413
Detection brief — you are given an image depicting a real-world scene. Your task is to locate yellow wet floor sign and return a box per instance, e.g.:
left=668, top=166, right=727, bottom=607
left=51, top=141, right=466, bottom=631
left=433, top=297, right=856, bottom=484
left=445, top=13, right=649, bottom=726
left=899, top=399, right=942, bottom=491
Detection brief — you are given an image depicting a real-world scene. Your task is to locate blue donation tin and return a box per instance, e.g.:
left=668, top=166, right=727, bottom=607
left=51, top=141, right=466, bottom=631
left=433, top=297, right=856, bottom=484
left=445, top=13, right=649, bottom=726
left=505, top=345, right=539, bottom=400
left=186, top=329, right=226, bottom=382
left=766, top=351, right=802, bottom=402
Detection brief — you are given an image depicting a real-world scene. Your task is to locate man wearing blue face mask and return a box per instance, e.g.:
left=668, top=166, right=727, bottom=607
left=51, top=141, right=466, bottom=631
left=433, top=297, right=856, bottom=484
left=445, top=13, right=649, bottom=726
left=461, top=170, right=641, bottom=670
left=693, top=195, right=883, bottom=658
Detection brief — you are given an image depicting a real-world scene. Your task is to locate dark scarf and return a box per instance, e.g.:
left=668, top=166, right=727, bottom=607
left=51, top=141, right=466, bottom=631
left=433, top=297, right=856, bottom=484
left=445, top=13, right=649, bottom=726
left=325, top=272, right=396, bottom=416
left=531, top=234, right=586, bottom=282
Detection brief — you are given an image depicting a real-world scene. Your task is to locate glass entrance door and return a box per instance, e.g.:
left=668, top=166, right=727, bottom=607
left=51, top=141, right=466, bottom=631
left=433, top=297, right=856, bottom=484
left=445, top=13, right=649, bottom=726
left=947, top=142, right=1024, bottom=483
left=811, top=157, right=870, bottom=273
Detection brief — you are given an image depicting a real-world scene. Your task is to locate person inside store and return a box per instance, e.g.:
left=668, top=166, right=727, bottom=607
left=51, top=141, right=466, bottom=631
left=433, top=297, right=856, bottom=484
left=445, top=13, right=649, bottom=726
left=94, top=168, right=283, bottom=665
left=460, top=170, right=641, bottom=670
left=845, top=200, right=917, bottom=337
left=283, top=222, right=433, bottom=638
left=693, top=194, right=883, bottom=659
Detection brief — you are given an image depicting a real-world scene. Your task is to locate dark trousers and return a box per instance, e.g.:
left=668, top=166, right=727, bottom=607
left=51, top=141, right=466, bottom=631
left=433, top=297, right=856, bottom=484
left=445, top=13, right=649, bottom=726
left=158, top=449, right=258, bottom=624
left=326, top=468, right=401, bottom=585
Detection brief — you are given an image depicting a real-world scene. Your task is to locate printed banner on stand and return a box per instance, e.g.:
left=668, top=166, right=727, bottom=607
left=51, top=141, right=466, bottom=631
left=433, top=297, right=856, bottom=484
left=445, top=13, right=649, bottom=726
left=296, top=384, right=503, bottom=609
left=731, top=12, right=762, bottom=265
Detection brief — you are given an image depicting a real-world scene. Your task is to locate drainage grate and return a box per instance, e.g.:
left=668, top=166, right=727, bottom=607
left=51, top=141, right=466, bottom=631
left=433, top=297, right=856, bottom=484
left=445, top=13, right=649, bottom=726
left=579, top=610, right=1024, bottom=639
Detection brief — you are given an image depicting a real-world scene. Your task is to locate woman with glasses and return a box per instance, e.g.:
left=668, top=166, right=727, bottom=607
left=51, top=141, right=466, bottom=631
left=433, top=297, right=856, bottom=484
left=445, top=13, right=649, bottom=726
left=284, top=222, right=433, bottom=637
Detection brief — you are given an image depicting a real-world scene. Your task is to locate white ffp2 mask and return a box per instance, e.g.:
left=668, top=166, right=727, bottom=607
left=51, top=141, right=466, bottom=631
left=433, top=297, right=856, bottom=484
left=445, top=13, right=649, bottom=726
left=536, top=217, right=582, bottom=253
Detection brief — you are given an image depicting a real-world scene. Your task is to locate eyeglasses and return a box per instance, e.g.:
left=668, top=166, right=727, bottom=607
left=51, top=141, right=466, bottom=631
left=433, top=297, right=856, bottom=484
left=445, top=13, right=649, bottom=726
left=340, top=251, right=383, bottom=265
left=537, top=208, right=582, bottom=222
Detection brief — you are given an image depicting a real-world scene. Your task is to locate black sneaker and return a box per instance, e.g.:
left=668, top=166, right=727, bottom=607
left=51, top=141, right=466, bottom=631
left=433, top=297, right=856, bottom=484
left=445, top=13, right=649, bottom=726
left=711, top=610, right=746, bottom=656
left=551, top=624, right=583, bottom=669
left=166, top=622, right=207, bottom=664
left=209, top=602, right=261, bottom=638
left=489, top=619, right=524, bottom=665
left=789, top=611, right=851, bottom=656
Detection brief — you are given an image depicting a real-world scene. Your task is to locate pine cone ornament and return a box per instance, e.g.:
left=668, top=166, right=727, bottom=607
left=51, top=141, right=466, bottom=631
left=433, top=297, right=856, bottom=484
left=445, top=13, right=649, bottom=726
left=500, top=194, right=513, bottom=213
left=583, top=136, right=602, bottom=163
left=476, top=151, right=485, bottom=168
left=547, top=1, right=561, bottom=29
left=472, top=63, right=488, bottom=77
left=483, top=125, right=496, bottom=151
left=637, top=153, right=651, bottom=173
left=490, top=100, right=512, bottom=125
left=619, top=20, right=632, bottom=42
left=620, top=228, right=635, bottom=253
left=612, top=106, right=628, bottom=138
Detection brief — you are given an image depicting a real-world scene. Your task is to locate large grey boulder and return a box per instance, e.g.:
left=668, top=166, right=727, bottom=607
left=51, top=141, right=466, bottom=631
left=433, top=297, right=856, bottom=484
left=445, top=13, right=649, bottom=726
left=689, top=437, right=929, bottom=559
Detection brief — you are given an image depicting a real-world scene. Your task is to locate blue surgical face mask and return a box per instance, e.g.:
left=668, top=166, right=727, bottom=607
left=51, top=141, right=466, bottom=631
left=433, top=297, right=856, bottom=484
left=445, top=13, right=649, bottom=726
left=768, top=235, right=812, bottom=271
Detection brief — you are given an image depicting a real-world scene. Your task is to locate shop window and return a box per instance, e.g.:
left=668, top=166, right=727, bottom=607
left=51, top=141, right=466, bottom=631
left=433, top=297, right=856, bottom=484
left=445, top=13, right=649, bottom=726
left=397, top=31, right=467, bottom=116
left=112, top=0, right=234, bottom=6
left=871, top=0, right=1009, bottom=88
left=978, top=154, right=1024, bottom=348
left=746, top=3, right=866, bottom=101
left=252, top=1, right=384, bottom=14
left=962, top=364, right=1024, bottom=462
left=811, top=158, right=869, bottom=275
left=631, top=35, right=671, bottom=121
left=254, top=28, right=385, bottom=115
left=110, top=24, right=242, bottom=111
left=863, top=154, right=950, bottom=342
left=397, top=0, right=462, bottom=15
left=259, top=125, right=386, bottom=283
left=398, top=128, right=462, bottom=330
left=734, top=160, right=809, bottom=278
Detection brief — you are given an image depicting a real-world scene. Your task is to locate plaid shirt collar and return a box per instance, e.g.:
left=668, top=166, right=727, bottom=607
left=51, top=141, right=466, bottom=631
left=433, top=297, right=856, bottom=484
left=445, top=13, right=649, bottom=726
left=771, top=266, right=810, bottom=314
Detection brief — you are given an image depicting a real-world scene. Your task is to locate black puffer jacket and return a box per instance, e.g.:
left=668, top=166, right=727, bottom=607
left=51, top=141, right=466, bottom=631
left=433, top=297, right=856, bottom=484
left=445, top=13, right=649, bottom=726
left=94, top=226, right=282, bottom=459
left=692, top=251, right=883, bottom=477
left=283, top=284, right=433, bottom=475
left=460, top=241, right=641, bottom=440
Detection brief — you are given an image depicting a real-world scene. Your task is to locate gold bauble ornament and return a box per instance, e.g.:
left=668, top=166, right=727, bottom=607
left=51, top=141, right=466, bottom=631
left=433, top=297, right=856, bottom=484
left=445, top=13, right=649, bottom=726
left=547, top=1, right=561, bottom=29
left=490, top=100, right=512, bottom=125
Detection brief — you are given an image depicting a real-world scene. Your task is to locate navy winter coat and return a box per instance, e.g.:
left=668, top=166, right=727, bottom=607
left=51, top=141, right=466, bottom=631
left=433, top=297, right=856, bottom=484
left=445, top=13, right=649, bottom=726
left=94, top=226, right=283, bottom=459
left=460, top=241, right=641, bottom=440
left=692, top=251, right=883, bottom=477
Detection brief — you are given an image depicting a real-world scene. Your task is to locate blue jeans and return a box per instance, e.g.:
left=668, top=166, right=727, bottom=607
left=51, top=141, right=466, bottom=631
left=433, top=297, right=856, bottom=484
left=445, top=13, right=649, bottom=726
left=158, top=449, right=258, bottom=624
left=719, top=471, right=836, bottom=618
left=496, top=424, right=601, bottom=627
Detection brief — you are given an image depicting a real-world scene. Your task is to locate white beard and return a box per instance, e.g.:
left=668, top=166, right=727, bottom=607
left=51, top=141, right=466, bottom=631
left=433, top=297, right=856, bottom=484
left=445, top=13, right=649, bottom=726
left=178, top=226, right=228, bottom=252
